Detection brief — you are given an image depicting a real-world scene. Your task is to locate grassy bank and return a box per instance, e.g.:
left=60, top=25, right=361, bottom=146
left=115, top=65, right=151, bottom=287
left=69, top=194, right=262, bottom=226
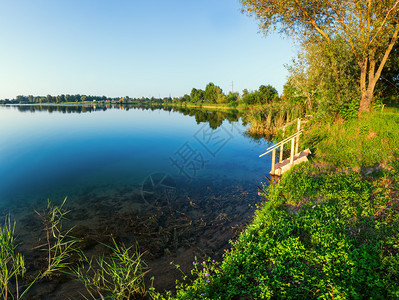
left=170, top=110, right=399, bottom=299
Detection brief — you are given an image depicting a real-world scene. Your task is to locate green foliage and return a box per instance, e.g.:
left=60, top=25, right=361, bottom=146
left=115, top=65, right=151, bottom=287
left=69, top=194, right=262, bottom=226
left=181, top=94, right=190, bottom=103
left=173, top=110, right=399, bottom=299
left=241, top=0, right=399, bottom=113
left=241, top=84, right=279, bottom=105
left=226, top=92, right=239, bottom=104
left=229, top=100, right=238, bottom=108
left=174, top=163, right=399, bottom=299
left=259, top=85, right=279, bottom=102
left=190, top=88, right=205, bottom=103
left=216, top=93, right=227, bottom=104
left=10, top=94, right=113, bottom=104
left=316, top=39, right=360, bottom=120
left=339, top=97, right=359, bottom=121
left=282, top=81, right=307, bottom=105
left=205, top=83, right=224, bottom=103
left=164, top=257, right=222, bottom=300
left=286, top=38, right=361, bottom=120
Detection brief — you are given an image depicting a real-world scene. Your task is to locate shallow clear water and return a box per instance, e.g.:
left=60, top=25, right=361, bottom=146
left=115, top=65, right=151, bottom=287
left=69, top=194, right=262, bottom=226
left=0, top=105, right=272, bottom=209
left=0, top=104, right=275, bottom=295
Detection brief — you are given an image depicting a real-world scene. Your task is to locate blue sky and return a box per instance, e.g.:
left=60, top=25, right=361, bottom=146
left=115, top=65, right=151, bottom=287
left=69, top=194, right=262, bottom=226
left=0, top=0, right=296, bottom=99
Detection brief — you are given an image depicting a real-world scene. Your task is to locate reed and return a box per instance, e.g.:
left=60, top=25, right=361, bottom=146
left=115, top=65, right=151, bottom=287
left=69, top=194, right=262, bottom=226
left=0, top=198, right=154, bottom=299
left=72, top=238, right=152, bottom=300
left=0, top=216, right=25, bottom=300
left=35, top=198, right=80, bottom=279
left=0, top=198, right=80, bottom=299
left=243, top=102, right=306, bottom=137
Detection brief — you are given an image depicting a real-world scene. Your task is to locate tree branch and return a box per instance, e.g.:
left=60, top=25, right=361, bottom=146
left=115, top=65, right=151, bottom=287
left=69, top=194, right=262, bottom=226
left=369, top=0, right=399, bottom=46
left=373, top=27, right=399, bottom=86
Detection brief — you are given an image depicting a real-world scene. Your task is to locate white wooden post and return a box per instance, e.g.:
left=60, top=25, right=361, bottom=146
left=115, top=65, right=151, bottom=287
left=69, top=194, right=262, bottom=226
left=295, top=118, right=301, bottom=155
left=271, top=148, right=276, bottom=174
left=279, top=143, right=284, bottom=163
left=290, top=137, right=295, bottom=165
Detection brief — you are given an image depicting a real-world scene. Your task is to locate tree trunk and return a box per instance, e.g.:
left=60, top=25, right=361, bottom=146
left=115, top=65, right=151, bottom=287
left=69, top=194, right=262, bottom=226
left=306, top=93, right=313, bottom=111
left=359, top=89, right=373, bottom=113
left=358, top=30, right=399, bottom=116
left=358, top=59, right=370, bottom=114
left=358, top=59, right=383, bottom=114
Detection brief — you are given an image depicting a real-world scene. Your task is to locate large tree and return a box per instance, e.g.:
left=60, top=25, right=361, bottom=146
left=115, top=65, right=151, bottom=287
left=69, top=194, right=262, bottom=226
left=205, top=82, right=224, bottom=103
left=241, top=0, right=399, bottom=114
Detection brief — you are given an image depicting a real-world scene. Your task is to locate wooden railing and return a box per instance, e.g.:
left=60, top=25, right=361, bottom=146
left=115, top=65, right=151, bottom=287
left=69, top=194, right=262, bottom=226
left=259, top=130, right=302, bottom=173
left=259, top=118, right=302, bottom=174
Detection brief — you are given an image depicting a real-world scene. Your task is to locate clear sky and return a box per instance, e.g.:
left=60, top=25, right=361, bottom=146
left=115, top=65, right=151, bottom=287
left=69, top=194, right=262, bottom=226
left=0, top=0, right=296, bottom=99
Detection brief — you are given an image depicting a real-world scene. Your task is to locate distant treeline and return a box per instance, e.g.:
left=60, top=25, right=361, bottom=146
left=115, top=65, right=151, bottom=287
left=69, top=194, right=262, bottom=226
left=0, top=94, right=118, bottom=104
left=11, top=104, right=241, bottom=131
left=0, top=82, right=281, bottom=107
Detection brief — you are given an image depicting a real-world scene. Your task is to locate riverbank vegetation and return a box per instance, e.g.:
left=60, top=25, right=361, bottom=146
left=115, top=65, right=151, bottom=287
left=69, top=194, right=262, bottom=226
left=169, top=109, right=399, bottom=299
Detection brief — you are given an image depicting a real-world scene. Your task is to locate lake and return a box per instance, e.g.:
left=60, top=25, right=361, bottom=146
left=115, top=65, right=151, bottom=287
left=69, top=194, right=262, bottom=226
left=0, top=104, right=272, bottom=297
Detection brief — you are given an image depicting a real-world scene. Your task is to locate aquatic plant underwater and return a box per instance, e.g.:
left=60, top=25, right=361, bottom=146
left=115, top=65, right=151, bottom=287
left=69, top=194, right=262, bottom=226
left=0, top=198, right=153, bottom=300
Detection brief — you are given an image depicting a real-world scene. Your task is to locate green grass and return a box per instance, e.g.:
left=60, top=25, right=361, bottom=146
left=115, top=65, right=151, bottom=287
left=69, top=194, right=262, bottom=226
left=302, top=110, right=399, bottom=170
left=171, top=110, right=399, bottom=299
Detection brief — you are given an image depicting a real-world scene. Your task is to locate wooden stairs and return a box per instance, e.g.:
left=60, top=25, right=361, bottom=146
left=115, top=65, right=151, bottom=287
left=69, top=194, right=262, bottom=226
left=259, top=119, right=310, bottom=177
left=270, top=148, right=311, bottom=176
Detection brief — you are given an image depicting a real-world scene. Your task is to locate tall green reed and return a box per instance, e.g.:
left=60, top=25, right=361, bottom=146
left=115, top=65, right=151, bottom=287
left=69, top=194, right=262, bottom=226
left=243, top=102, right=306, bottom=137
left=72, top=239, right=152, bottom=300
left=0, top=198, right=80, bottom=299
left=0, top=216, right=25, bottom=299
left=1, top=198, right=154, bottom=299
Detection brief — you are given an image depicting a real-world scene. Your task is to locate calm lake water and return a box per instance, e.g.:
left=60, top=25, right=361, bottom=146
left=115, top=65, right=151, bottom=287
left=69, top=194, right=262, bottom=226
left=0, top=104, right=272, bottom=296
left=0, top=104, right=271, bottom=208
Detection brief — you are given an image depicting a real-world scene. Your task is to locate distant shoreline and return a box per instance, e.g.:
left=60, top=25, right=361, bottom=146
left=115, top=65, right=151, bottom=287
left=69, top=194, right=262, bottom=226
left=2, top=101, right=253, bottom=111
